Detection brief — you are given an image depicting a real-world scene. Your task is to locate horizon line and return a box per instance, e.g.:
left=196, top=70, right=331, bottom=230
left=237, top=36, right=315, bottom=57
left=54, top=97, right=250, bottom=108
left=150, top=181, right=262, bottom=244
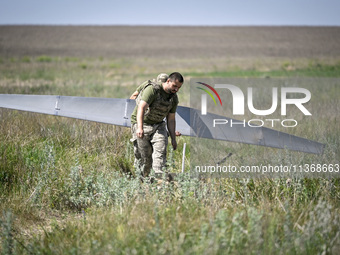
left=1, top=23, right=339, bottom=27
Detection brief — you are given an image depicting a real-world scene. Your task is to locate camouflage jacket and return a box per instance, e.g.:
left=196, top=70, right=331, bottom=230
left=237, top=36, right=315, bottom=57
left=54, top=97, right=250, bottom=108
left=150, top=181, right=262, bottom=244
left=133, top=80, right=178, bottom=125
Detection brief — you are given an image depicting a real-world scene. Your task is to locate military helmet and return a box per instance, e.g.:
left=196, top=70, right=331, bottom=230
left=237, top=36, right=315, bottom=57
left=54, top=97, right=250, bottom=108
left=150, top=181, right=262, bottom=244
left=156, top=73, right=169, bottom=83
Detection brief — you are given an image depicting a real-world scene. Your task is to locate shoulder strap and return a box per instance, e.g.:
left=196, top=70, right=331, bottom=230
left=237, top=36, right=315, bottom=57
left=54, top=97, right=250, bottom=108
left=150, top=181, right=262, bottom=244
left=136, top=80, right=160, bottom=105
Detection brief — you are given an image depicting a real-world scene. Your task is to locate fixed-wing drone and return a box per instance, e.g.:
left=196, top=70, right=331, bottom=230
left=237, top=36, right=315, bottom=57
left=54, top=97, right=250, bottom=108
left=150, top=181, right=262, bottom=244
left=0, top=94, right=324, bottom=154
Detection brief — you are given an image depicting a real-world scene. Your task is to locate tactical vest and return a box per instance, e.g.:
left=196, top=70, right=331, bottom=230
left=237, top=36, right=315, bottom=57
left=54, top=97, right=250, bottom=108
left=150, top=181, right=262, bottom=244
left=136, top=80, right=177, bottom=124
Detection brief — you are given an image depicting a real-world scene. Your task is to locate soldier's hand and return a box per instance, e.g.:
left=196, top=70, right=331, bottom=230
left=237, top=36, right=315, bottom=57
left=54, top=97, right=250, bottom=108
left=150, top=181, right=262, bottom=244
left=171, top=138, right=177, bottom=150
left=136, top=127, right=144, bottom=138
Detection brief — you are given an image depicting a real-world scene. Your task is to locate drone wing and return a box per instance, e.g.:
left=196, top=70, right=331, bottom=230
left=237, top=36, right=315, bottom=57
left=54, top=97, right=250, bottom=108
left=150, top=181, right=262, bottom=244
left=0, top=94, right=134, bottom=127
left=175, top=106, right=324, bottom=154
left=0, top=94, right=324, bottom=154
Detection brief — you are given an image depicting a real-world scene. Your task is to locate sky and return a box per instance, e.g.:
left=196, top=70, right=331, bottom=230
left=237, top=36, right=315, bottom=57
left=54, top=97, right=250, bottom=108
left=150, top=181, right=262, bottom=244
left=0, top=0, right=339, bottom=26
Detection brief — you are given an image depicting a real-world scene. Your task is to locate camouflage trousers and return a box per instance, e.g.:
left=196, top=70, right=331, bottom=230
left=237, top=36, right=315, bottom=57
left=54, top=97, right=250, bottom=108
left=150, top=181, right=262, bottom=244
left=130, top=122, right=168, bottom=177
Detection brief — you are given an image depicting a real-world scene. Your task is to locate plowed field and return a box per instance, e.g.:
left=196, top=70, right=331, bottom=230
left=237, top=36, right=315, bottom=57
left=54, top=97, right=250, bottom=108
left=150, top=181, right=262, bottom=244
left=1, top=26, right=339, bottom=59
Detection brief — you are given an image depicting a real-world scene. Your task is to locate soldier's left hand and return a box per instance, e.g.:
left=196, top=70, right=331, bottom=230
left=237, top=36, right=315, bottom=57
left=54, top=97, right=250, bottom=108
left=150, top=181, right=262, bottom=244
left=171, top=138, right=177, bottom=150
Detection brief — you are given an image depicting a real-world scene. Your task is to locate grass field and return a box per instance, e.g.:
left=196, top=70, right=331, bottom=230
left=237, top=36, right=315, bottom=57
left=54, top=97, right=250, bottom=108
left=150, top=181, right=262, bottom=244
left=0, top=26, right=340, bottom=254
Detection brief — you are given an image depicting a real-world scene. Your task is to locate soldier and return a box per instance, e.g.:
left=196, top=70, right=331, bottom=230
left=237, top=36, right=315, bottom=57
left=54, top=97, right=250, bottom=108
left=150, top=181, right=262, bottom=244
left=130, top=72, right=184, bottom=178
left=130, top=73, right=181, bottom=135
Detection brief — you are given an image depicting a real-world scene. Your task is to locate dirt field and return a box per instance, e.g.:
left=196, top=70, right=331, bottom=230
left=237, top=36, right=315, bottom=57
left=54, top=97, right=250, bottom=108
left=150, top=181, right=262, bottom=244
left=1, top=26, right=340, bottom=59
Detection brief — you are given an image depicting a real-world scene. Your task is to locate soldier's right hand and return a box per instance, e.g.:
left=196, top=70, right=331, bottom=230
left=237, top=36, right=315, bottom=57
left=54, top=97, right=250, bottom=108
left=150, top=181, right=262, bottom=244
left=136, top=127, right=144, bottom=138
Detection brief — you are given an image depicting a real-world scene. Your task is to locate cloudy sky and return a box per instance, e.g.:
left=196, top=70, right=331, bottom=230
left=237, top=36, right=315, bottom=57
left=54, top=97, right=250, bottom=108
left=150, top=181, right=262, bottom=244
left=0, top=0, right=339, bottom=26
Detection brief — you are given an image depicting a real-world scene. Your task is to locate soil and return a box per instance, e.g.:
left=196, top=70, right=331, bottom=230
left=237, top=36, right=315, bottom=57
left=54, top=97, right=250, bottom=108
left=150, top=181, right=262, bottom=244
left=1, top=26, right=339, bottom=59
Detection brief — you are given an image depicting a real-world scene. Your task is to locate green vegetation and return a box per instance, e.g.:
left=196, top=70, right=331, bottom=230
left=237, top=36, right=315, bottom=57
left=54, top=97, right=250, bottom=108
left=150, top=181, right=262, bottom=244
left=0, top=56, right=339, bottom=254
left=186, top=61, right=340, bottom=78
left=36, top=56, right=53, bottom=63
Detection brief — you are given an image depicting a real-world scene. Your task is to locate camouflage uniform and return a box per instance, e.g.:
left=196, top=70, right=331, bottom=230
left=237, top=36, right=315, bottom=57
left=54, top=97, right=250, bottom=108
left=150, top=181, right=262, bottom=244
left=130, top=80, right=178, bottom=177
left=131, top=121, right=168, bottom=176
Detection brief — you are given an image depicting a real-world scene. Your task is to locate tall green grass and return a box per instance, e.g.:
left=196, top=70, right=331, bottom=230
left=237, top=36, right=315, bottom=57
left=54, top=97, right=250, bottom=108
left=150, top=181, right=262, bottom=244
left=0, top=56, right=339, bottom=254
